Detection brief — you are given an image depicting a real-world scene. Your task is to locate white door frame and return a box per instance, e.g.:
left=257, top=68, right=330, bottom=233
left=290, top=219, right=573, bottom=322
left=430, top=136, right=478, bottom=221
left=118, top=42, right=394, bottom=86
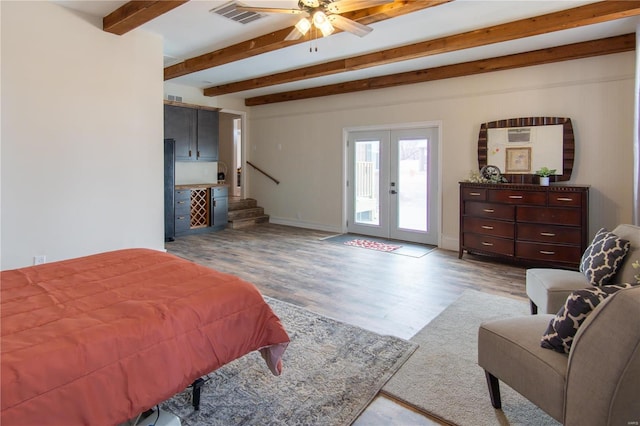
left=342, top=121, right=442, bottom=247
left=220, top=108, right=247, bottom=199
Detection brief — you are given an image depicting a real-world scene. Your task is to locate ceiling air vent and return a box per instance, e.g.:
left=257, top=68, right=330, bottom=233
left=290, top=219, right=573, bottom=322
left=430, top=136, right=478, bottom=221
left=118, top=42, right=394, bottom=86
left=210, top=2, right=265, bottom=24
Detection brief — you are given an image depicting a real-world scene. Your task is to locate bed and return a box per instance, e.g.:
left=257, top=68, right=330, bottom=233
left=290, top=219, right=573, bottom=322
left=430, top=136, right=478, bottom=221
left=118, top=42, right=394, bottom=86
left=1, top=248, right=290, bottom=425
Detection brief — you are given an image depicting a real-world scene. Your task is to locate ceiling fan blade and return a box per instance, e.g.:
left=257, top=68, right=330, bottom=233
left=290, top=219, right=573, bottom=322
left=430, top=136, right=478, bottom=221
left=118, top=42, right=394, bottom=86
left=235, top=6, right=304, bottom=14
left=328, top=14, right=373, bottom=37
left=325, top=0, right=392, bottom=14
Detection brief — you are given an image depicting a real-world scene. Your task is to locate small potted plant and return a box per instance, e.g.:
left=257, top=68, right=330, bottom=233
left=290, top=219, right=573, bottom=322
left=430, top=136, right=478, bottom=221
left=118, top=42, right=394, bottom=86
left=535, top=167, right=556, bottom=186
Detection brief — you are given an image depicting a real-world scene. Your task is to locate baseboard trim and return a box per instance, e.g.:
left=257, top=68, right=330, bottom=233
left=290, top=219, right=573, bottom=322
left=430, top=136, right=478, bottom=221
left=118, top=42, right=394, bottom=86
left=269, top=217, right=342, bottom=234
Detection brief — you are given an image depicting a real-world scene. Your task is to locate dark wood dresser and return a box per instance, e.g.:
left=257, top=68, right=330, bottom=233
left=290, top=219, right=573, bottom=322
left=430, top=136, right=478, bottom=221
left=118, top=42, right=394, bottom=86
left=459, top=182, right=589, bottom=269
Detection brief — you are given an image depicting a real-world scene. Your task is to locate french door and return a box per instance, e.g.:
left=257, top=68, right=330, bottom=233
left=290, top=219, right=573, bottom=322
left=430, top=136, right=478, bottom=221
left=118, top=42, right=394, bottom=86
left=346, top=126, right=439, bottom=245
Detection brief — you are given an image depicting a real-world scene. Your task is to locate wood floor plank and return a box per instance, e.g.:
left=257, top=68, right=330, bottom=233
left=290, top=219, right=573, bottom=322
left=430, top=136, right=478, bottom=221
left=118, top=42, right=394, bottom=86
left=165, top=223, right=528, bottom=424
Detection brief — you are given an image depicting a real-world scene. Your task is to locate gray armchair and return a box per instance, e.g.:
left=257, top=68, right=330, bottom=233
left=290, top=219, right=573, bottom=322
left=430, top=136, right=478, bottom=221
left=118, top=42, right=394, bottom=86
left=526, top=224, right=640, bottom=314
left=478, top=286, right=640, bottom=425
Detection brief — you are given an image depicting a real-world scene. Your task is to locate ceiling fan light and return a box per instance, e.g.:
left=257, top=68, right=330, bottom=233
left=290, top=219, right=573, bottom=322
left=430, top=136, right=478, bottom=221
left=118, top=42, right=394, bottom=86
left=294, top=17, right=312, bottom=35
left=318, top=20, right=334, bottom=37
left=312, top=10, right=328, bottom=27
left=312, top=11, right=334, bottom=37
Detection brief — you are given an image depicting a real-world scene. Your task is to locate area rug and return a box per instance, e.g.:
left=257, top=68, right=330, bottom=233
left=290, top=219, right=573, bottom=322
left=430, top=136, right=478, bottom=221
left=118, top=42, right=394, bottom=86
left=344, top=238, right=401, bottom=252
left=382, top=290, right=560, bottom=426
left=161, top=297, right=418, bottom=426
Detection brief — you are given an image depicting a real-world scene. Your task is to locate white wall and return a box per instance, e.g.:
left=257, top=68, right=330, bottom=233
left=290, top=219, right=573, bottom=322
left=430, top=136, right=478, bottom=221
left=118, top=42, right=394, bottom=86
left=635, top=23, right=640, bottom=226
left=1, top=1, right=164, bottom=269
left=247, top=52, right=636, bottom=249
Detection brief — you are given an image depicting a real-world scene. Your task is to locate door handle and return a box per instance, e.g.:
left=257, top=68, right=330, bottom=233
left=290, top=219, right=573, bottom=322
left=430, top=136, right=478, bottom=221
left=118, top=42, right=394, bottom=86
left=390, top=190, right=397, bottom=194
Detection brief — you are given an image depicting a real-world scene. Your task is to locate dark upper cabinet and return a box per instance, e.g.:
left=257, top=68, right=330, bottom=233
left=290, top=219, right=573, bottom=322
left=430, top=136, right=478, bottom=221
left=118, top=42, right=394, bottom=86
left=164, top=104, right=218, bottom=162
left=164, top=105, right=196, bottom=161
left=196, top=109, right=219, bottom=162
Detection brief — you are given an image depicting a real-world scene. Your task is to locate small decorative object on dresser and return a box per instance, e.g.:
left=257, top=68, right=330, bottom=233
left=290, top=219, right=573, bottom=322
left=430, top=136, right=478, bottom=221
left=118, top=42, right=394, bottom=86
left=480, top=165, right=508, bottom=184
left=535, top=167, right=557, bottom=186
left=459, top=182, right=589, bottom=269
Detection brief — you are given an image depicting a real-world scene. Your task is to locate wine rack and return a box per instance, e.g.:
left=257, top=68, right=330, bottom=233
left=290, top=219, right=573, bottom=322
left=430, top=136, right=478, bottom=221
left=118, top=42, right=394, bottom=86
left=190, top=188, right=210, bottom=228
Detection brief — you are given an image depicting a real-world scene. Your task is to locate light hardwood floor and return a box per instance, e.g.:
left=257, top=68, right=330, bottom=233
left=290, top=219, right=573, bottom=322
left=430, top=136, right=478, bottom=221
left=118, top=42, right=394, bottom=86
left=166, top=223, right=528, bottom=425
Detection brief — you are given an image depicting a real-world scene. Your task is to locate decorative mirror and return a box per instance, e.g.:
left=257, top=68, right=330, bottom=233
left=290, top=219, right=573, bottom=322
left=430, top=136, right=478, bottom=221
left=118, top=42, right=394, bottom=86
left=477, top=117, right=574, bottom=183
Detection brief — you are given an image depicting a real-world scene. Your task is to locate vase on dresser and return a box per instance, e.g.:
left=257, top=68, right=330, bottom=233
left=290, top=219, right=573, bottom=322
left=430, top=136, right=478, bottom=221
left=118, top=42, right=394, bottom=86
left=539, top=176, right=550, bottom=186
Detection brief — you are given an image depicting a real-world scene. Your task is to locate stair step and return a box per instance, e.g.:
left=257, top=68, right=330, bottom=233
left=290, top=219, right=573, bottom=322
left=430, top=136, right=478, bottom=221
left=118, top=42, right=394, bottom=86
left=229, top=198, right=257, bottom=211
left=228, top=207, right=264, bottom=221
left=227, top=197, right=269, bottom=228
left=229, top=215, right=270, bottom=229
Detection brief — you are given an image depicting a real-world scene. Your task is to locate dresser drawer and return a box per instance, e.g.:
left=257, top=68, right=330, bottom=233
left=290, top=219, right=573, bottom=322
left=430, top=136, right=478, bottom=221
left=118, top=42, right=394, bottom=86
left=211, top=186, right=228, bottom=198
left=175, top=198, right=190, bottom=214
left=464, top=217, right=514, bottom=238
left=465, top=202, right=515, bottom=220
left=517, top=223, right=582, bottom=244
left=516, top=241, right=582, bottom=264
left=463, top=233, right=514, bottom=256
left=175, top=213, right=191, bottom=232
left=517, top=206, right=581, bottom=226
left=548, top=192, right=583, bottom=207
left=489, top=190, right=546, bottom=205
left=175, top=189, right=190, bottom=202
left=461, top=187, right=487, bottom=201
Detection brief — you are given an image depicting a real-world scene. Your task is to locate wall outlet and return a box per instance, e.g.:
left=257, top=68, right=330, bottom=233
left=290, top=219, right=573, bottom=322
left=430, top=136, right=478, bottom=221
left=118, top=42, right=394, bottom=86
left=33, top=255, right=46, bottom=265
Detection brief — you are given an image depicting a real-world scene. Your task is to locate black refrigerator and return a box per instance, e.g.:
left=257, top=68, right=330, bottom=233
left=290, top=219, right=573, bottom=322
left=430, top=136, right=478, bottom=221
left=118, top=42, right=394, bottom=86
left=164, top=139, right=176, bottom=242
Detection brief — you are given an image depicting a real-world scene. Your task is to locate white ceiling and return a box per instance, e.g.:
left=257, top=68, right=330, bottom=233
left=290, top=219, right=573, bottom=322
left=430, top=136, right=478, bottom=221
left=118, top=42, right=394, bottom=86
left=55, top=0, right=640, bottom=100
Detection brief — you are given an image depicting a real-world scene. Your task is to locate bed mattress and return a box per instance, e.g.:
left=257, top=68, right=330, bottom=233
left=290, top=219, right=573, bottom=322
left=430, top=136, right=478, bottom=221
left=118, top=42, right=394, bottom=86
left=1, top=248, right=289, bottom=425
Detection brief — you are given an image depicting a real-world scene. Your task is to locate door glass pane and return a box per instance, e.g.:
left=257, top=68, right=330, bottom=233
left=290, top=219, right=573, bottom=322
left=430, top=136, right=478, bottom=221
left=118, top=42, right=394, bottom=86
left=398, top=138, right=428, bottom=231
left=354, top=140, right=379, bottom=225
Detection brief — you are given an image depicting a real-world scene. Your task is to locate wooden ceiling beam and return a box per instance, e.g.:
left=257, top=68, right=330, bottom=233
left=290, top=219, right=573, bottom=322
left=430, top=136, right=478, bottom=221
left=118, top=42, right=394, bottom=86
left=103, top=1, right=189, bottom=35
left=205, top=1, right=640, bottom=97
left=244, top=33, right=635, bottom=106
left=164, top=0, right=451, bottom=80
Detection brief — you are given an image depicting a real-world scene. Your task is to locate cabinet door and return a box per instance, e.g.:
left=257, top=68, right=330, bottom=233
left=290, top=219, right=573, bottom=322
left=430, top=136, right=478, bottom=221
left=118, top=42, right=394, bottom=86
left=196, top=109, right=219, bottom=161
left=164, top=105, right=196, bottom=161
left=212, top=196, right=228, bottom=227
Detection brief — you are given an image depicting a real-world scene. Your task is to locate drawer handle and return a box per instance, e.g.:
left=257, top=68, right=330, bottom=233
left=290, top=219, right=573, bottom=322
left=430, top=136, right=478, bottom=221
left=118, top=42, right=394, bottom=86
left=483, top=209, right=495, bottom=213
left=469, top=192, right=482, bottom=196
left=539, top=250, right=555, bottom=255
left=539, top=232, right=556, bottom=237
left=556, top=197, right=573, bottom=202
left=177, top=201, right=185, bottom=204
left=481, top=242, right=494, bottom=246
left=481, top=225, right=494, bottom=230
left=508, top=195, right=523, bottom=199
left=177, top=216, right=185, bottom=220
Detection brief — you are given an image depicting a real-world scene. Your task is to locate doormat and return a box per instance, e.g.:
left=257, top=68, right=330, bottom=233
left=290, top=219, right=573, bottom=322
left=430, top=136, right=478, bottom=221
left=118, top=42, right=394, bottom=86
left=344, top=239, right=402, bottom=252
left=321, top=234, right=436, bottom=258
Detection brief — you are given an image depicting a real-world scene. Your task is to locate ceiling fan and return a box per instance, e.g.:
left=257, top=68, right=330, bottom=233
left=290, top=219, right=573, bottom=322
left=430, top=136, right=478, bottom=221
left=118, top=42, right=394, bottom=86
left=237, top=0, right=392, bottom=41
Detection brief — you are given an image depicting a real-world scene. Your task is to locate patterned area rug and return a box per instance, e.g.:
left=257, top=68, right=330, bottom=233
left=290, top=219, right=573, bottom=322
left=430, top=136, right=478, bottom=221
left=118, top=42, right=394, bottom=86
left=160, top=297, right=417, bottom=426
left=382, top=290, right=560, bottom=426
left=344, top=238, right=402, bottom=252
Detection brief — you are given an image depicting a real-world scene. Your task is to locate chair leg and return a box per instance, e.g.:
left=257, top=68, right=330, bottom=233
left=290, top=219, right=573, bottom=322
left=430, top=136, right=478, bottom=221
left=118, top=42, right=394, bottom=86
left=530, top=300, right=538, bottom=315
left=484, top=371, right=502, bottom=409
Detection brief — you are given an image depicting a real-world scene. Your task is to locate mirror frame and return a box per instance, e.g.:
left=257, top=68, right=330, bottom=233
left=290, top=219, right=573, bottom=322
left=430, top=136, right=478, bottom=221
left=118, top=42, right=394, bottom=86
left=477, top=117, right=574, bottom=183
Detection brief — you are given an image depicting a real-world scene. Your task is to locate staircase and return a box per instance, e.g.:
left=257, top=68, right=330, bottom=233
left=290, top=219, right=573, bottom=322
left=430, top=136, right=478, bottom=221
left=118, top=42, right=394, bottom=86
left=227, top=197, right=270, bottom=229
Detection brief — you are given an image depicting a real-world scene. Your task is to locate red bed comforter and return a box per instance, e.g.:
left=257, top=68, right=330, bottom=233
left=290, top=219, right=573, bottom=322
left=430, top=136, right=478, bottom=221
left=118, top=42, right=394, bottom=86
left=1, top=248, right=289, bottom=425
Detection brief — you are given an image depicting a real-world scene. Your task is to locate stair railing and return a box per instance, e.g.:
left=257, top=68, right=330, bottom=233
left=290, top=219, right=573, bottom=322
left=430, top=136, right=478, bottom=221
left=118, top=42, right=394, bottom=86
left=247, top=161, right=280, bottom=185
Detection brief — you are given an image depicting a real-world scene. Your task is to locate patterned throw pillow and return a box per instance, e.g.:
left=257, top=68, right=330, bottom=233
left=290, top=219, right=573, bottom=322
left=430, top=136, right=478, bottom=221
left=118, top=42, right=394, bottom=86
left=540, top=283, right=638, bottom=354
left=579, top=228, right=630, bottom=286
